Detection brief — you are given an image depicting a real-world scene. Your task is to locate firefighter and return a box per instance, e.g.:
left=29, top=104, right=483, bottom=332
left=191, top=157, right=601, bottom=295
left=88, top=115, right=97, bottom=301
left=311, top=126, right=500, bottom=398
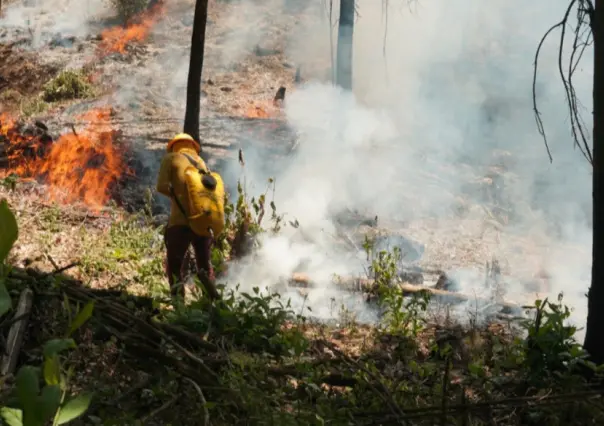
left=156, top=133, right=220, bottom=301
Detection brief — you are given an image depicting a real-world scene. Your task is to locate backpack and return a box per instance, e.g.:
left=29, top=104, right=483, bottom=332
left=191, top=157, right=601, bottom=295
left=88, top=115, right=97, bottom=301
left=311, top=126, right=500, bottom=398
left=170, top=152, right=225, bottom=238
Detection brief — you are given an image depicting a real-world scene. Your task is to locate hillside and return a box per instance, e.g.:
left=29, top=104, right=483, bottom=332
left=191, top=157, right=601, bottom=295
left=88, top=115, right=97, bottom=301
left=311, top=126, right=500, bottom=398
left=0, top=0, right=601, bottom=425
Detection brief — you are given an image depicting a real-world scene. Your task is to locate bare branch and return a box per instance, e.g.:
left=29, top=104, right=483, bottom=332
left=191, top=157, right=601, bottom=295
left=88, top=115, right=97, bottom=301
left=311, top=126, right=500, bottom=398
left=533, top=0, right=595, bottom=165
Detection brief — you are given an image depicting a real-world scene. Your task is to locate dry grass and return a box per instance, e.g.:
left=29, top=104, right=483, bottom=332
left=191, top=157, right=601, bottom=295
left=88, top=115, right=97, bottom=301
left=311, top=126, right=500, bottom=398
left=0, top=184, right=167, bottom=297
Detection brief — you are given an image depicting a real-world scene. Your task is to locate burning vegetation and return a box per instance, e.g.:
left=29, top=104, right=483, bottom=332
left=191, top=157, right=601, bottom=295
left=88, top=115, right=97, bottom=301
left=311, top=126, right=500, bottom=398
left=0, top=108, right=131, bottom=211
left=243, top=86, right=287, bottom=119
left=98, top=2, right=165, bottom=56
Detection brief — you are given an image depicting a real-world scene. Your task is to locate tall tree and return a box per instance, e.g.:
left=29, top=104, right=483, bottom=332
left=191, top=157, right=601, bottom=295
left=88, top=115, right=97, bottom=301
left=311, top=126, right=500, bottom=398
left=534, top=1, right=603, bottom=363
left=584, top=1, right=604, bottom=365
left=336, top=0, right=355, bottom=90
left=183, top=0, right=209, bottom=148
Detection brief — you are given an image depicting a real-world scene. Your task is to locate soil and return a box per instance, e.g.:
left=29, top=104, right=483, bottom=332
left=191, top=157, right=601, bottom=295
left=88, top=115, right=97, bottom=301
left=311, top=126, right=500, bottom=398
left=0, top=43, right=59, bottom=112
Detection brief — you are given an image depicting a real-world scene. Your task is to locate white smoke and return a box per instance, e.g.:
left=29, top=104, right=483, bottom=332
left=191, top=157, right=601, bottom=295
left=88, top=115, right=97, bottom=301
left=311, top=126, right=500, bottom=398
left=216, top=0, right=593, bottom=336
left=2, top=0, right=592, bottom=334
left=0, top=0, right=112, bottom=46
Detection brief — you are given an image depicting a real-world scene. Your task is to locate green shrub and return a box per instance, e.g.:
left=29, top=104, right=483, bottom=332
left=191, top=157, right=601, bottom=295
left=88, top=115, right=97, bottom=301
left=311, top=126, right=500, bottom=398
left=42, top=70, right=93, bottom=103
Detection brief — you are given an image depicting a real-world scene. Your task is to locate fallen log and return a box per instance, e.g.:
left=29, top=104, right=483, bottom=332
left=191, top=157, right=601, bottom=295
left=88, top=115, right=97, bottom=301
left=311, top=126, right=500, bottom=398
left=1, top=288, right=34, bottom=376
left=287, top=273, right=526, bottom=313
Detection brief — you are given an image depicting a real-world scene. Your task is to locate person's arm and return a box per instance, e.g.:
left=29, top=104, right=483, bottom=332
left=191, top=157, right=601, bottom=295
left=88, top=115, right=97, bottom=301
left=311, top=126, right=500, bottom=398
left=156, top=156, right=172, bottom=197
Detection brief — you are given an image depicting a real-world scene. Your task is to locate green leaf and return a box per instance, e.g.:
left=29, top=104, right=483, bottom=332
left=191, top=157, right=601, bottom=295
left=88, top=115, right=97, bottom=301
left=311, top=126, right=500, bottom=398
left=0, top=407, right=23, bottom=426
left=0, top=199, right=18, bottom=264
left=68, top=301, right=94, bottom=336
left=15, top=366, right=40, bottom=413
left=54, top=393, right=93, bottom=425
left=43, top=339, right=76, bottom=359
left=43, top=356, right=61, bottom=386
left=0, top=279, right=11, bottom=317
left=38, top=385, right=61, bottom=422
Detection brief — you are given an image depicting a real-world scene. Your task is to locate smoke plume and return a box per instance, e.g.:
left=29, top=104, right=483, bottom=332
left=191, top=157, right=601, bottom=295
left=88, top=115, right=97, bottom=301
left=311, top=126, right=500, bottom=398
left=215, top=0, right=593, bottom=335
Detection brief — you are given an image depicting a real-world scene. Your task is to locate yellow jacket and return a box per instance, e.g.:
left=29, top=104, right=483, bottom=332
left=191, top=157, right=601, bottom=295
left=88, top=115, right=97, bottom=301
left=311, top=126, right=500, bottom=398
left=156, top=147, right=209, bottom=228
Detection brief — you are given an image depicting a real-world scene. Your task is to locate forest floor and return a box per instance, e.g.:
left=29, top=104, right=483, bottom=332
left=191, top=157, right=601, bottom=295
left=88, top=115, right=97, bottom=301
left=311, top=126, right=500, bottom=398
left=0, top=0, right=601, bottom=425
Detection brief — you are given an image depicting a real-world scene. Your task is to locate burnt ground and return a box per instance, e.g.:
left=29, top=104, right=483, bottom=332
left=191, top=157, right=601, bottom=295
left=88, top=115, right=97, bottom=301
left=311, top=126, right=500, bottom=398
left=0, top=43, right=59, bottom=112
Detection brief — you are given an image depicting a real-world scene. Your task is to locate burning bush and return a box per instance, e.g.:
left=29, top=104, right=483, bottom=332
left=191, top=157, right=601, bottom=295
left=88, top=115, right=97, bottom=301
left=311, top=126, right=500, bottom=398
left=42, top=70, right=94, bottom=102
left=0, top=109, right=131, bottom=211
left=99, top=1, right=164, bottom=56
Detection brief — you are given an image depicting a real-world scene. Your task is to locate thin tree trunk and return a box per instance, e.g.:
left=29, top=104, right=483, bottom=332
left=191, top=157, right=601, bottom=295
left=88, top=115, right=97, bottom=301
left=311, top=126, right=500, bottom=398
left=584, top=2, right=604, bottom=365
left=336, top=0, right=354, bottom=90
left=183, top=0, right=209, bottom=149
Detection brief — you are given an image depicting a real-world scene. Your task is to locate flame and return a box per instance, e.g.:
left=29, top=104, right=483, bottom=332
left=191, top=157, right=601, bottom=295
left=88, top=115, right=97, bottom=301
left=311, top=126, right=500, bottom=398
left=246, top=105, right=271, bottom=118
left=244, top=99, right=282, bottom=119
left=98, top=3, right=164, bottom=56
left=0, top=109, right=129, bottom=211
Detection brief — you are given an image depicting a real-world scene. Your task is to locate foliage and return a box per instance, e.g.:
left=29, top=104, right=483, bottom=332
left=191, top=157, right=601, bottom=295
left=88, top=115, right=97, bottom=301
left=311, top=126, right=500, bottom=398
left=0, top=304, right=94, bottom=426
left=42, top=70, right=94, bottom=103
left=520, top=294, right=598, bottom=387
left=0, top=199, right=18, bottom=267
left=211, top=176, right=284, bottom=275
left=0, top=203, right=92, bottom=425
left=0, top=199, right=18, bottom=317
left=2, top=176, right=603, bottom=425
left=169, top=284, right=309, bottom=358
left=365, top=236, right=429, bottom=336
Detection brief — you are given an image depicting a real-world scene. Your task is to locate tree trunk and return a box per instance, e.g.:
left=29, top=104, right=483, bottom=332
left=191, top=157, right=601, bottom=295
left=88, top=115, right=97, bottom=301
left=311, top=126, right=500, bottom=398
left=183, top=0, right=209, bottom=149
left=335, top=0, right=354, bottom=90
left=584, top=2, right=604, bottom=365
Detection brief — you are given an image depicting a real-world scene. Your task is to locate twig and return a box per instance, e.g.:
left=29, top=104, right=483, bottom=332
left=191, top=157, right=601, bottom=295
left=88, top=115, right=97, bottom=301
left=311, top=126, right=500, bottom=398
left=183, top=377, right=210, bottom=426
left=533, top=0, right=594, bottom=165
left=40, top=261, right=81, bottom=279
left=322, top=340, right=405, bottom=420
left=140, top=395, right=178, bottom=424
left=1, top=288, right=34, bottom=375
left=356, top=389, right=604, bottom=421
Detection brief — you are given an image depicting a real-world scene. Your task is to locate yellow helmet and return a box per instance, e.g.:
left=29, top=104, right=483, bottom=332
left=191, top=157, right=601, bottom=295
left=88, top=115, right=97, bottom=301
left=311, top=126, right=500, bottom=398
left=167, top=133, right=200, bottom=152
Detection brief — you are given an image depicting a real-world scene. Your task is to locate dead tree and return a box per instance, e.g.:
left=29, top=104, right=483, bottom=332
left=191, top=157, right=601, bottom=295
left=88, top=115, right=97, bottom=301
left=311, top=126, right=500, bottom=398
left=183, top=0, right=209, bottom=149
left=336, top=0, right=354, bottom=90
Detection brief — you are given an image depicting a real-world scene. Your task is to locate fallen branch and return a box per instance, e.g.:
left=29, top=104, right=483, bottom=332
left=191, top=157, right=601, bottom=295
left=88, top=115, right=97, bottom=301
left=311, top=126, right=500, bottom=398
left=287, top=273, right=524, bottom=312
left=1, top=288, right=34, bottom=376
left=322, top=339, right=405, bottom=419
left=140, top=395, right=179, bottom=424
left=8, top=267, right=222, bottom=383
left=183, top=377, right=210, bottom=426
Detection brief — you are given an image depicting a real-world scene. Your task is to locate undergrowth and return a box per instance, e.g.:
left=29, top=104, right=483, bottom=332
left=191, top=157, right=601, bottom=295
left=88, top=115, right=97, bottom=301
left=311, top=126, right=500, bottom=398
left=42, top=70, right=94, bottom=103
left=1, top=176, right=604, bottom=425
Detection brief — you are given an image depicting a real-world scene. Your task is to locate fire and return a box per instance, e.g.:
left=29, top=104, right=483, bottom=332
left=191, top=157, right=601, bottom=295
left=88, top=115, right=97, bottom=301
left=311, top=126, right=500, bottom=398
left=245, top=100, right=282, bottom=119
left=0, top=108, right=128, bottom=211
left=0, top=114, right=51, bottom=177
left=246, top=105, right=271, bottom=118
left=98, top=3, right=164, bottom=55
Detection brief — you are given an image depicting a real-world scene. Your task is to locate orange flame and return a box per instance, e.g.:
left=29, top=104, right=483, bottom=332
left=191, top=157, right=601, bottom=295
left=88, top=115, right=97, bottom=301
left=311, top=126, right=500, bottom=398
left=0, top=109, right=129, bottom=211
left=244, top=99, right=282, bottom=119
left=98, top=3, right=164, bottom=56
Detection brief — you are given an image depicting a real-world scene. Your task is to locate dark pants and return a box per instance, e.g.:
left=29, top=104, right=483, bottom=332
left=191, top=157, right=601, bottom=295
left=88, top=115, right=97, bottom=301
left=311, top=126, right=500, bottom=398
left=164, top=225, right=219, bottom=300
